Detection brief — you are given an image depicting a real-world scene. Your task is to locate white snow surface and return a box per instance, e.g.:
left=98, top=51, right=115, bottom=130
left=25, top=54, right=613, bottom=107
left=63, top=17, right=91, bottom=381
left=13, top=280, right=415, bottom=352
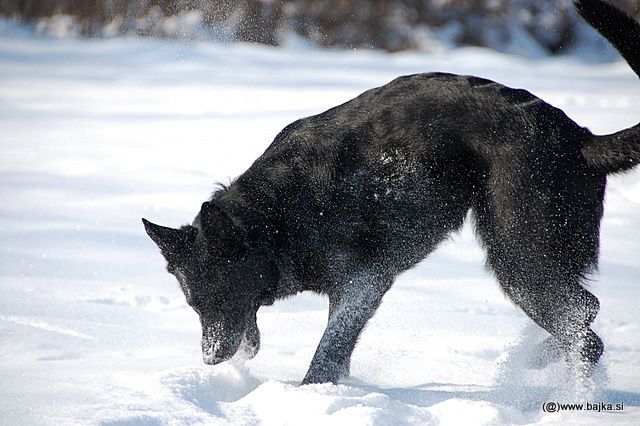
left=1, top=25, right=640, bottom=425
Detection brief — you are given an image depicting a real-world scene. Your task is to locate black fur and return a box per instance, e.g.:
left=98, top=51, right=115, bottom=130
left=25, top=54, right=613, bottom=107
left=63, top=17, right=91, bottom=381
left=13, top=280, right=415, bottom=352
left=577, top=0, right=640, bottom=173
left=143, top=0, right=639, bottom=384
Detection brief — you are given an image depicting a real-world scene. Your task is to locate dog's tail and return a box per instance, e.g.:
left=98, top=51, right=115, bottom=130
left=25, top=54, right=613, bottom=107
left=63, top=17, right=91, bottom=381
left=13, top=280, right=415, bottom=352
left=576, top=0, right=640, bottom=174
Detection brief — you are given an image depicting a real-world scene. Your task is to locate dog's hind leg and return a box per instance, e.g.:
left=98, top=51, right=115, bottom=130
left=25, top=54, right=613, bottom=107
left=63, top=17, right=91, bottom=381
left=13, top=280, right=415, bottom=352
left=302, top=274, right=393, bottom=385
left=473, top=192, right=604, bottom=370
left=497, top=268, right=603, bottom=369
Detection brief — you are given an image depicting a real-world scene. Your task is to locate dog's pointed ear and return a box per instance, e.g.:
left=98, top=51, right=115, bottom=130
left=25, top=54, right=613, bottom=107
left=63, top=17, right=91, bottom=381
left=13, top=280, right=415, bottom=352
left=199, top=202, right=245, bottom=257
left=142, top=218, right=196, bottom=258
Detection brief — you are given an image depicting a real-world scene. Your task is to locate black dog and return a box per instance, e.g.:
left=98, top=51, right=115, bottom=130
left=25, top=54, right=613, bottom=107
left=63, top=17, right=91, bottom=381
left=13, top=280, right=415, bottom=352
left=143, top=0, right=640, bottom=385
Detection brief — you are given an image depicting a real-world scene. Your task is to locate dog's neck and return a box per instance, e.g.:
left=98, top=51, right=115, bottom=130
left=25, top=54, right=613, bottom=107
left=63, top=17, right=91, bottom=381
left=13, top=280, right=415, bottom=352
left=210, top=177, right=315, bottom=300
left=210, top=188, right=275, bottom=248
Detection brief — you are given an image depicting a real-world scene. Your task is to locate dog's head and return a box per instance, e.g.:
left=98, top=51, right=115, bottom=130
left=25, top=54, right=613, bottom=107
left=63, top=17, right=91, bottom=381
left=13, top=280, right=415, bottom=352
left=142, top=201, right=276, bottom=365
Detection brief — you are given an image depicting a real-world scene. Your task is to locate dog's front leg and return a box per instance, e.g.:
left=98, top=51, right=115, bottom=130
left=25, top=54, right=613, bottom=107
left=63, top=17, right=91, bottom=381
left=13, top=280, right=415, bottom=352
left=302, top=277, right=391, bottom=385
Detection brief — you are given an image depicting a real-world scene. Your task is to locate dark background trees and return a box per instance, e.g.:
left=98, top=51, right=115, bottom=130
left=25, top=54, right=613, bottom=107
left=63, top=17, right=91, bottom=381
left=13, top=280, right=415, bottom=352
left=2, top=0, right=638, bottom=53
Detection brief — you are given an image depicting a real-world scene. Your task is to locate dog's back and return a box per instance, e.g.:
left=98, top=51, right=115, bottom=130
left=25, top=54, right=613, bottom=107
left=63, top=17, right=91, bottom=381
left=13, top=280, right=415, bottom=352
left=227, top=70, right=603, bottom=278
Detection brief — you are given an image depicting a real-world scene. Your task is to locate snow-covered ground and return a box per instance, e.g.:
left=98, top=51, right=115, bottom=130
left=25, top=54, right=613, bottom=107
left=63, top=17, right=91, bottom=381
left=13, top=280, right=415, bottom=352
left=1, top=22, right=640, bottom=425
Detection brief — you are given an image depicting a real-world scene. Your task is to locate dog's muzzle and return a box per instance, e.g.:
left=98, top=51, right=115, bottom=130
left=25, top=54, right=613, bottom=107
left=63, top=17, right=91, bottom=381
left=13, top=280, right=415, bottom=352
left=201, top=322, right=242, bottom=365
